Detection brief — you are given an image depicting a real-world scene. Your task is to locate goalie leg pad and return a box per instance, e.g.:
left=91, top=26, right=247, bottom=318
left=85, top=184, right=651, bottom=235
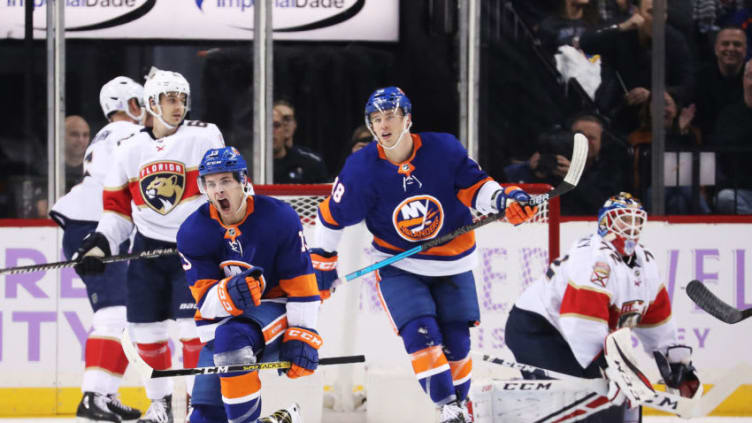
left=604, top=328, right=655, bottom=406
left=401, top=316, right=456, bottom=405
left=441, top=321, right=472, bottom=401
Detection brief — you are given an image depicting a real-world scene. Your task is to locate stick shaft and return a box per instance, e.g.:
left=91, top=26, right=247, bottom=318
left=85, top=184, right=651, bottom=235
left=150, top=355, right=366, bottom=377
left=0, top=248, right=178, bottom=275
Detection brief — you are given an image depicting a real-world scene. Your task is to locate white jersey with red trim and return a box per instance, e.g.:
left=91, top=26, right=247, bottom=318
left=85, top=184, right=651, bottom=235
left=96, top=120, right=225, bottom=252
left=515, top=233, right=677, bottom=369
left=50, top=120, right=142, bottom=225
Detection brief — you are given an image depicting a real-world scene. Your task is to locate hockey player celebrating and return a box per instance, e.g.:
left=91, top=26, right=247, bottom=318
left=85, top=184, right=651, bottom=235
left=505, top=192, right=701, bottom=422
left=310, top=86, right=538, bottom=422
left=74, top=69, right=225, bottom=423
left=176, top=147, right=319, bottom=423
left=49, top=76, right=145, bottom=423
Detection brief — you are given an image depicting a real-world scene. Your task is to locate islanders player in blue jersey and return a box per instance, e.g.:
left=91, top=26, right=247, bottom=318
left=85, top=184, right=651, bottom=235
left=176, top=147, right=321, bottom=423
left=311, top=87, right=538, bottom=423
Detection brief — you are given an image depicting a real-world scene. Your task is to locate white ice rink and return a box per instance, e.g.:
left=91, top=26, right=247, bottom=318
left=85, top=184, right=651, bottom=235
left=3, top=415, right=752, bottom=423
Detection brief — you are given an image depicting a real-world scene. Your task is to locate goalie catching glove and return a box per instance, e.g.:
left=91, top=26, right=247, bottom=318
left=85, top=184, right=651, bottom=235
left=280, top=327, right=322, bottom=378
left=310, top=248, right=340, bottom=300
left=653, top=345, right=701, bottom=399
left=216, top=267, right=265, bottom=315
left=494, top=186, right=538, bottom=225
left=72, top=232, right=111, bottom=276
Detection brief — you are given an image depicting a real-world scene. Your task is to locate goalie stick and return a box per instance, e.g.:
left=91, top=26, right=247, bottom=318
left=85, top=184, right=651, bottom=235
left=473, top=352, right=750, bottom=418
left=0, top=247, right=178, bottom=275
left=344, top=132, right=589, bottom=281
left=686, top=279, right=752, bottom=324
left=121, top=329, right=364, bottom=379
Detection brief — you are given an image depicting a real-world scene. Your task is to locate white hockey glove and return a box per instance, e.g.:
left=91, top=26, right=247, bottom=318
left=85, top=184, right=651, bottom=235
left=653, top=345, right=702, bottom=399
left=603, top=328, right=655, bottom=408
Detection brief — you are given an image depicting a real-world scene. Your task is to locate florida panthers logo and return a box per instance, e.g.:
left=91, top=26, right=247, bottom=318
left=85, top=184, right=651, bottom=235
left=139, top=161, right=186, bottom=215
left=393, top=195, right=444, bottom=242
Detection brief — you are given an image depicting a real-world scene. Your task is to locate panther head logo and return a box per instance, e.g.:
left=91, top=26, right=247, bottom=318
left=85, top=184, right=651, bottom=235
left=139, top=161, right=186, bottom=215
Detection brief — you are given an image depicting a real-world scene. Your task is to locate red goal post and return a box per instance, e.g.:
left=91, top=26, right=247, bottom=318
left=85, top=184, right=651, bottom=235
left=253, top=183, right=560, bottom=261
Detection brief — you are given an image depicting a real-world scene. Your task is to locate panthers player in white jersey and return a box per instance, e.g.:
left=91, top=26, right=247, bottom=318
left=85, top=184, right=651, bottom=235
left=74, top=70, right=225, bottom=423
left=505, top=193, right=701, bottom=423
left=50, top=76, right=145, bottom=423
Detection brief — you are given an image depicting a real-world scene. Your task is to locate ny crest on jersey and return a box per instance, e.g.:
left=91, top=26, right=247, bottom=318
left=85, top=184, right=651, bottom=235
left=138, top=160, right=186, bottom=215
left=392, top=194, right=444, bottom=242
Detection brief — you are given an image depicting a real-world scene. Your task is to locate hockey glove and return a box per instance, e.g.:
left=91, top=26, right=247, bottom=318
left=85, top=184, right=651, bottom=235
left=217, top=266, right=265, bottom=316
left=280, top=327, right=322, bottom=378
left=72, top=232, right=111, bottom=276
left=494, top=186, right=538, bottom=226
left=654, top=345, right=701, bottom=399
left=310, top=248, right=339, bottom=300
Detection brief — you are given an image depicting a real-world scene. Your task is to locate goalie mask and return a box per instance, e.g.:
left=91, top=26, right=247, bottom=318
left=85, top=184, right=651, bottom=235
left=143, top=69, right=190, bottom=130
left=99, top=76, right=145, bottom=122
left=198, top=147, right=254, bottom=198
left=597, top=192, right=647, bottom=256
left=364, top=86, right=412, bottom=150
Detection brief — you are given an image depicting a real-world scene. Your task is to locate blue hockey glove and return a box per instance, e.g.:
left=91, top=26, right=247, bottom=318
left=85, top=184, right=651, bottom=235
left=279, top=327, right=322, bottom=378
left=72, top=232, right=111, bottom=276
left=217, top=266, right=265, bottom=316
left=654, top=346, right=701, bottom=398
left=494, top=186, right=538, bottom=225
left=310, top=248, right=339, bottom=300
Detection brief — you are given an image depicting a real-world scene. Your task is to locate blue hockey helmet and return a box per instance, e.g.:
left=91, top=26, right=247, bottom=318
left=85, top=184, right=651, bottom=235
left=597, top=192, right=647, bottom=256
left=198, top=147, right=253, bottom=196
left=364, top=86, right=411, bottom=126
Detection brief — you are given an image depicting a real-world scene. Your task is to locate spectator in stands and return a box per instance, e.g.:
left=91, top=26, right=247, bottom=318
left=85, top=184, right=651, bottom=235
left=694, top=26, right=747, bottom=140
left=349, top=125, right=373, bottom=155
left=579, top=0, right=695, bottom=134
left=629, top=91, right=712, bottom=213
left=505, top=113, right=626, bottom=215
left=710, top=59, right=752, bottom=214
left=272, top=104, right=329, bottom=184
left=537, top=0, right=600, bottom=57
left=598, top=0, right=633, bottom=25
left=64, top=115, right=90, bottom=192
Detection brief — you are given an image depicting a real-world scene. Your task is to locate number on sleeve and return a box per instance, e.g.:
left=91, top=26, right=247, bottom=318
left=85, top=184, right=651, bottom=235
left=545, top=254, right=569, bottom=280
left=331, top=177, right=345, bottom=203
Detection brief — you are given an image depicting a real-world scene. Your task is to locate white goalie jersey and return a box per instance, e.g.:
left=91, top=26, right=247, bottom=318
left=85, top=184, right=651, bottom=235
left=95, top=121, right=225, bottom=253
left=515, top=233, right=677, bottom=369
left=50, top=120, right=142, bottom=226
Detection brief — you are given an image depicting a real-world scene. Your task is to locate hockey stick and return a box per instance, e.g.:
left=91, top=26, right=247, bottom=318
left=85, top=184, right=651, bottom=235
left=344, top=132, right=589, bottom=281
left=0, top=248, right=178, bottom=275
left=121, top=329, right=364, bottom=379
left=686, top=279, right=752, bottom=324
left=474, top=352, right=749, bottom=418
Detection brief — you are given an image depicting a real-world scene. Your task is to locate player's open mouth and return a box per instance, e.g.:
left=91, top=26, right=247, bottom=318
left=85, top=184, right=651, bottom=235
left=218, top=199, right=230, bottom=211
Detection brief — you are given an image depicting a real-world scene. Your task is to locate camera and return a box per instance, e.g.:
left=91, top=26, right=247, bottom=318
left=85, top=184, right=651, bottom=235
left=536, top=128, right=574, bottom=179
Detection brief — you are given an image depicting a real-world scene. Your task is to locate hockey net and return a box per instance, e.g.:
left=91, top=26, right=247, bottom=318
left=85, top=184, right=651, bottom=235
left=253, top=183, right=560, bottom=418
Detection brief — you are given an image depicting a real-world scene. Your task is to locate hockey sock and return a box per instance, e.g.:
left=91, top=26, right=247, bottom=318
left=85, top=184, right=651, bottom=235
left=182, top=337, right=204, bottom=368
left=411, top=345, right=456, bottom=404
left=137, top=341, right=172, bottom=370
left=219, top=371, right=262, bottom=423
left=81, top=336, right=129, bottom=394
left=442, top=321, right=473, bottom=401
left=448, top=356, right=472, bottom=401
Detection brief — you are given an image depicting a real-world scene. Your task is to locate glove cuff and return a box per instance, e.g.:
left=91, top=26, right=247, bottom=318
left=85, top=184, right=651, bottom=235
left=311, top=251, right=338, bottom=271
left=284, top=327, right=323, bottom=350
left=217, top=277, right=243, bottom=316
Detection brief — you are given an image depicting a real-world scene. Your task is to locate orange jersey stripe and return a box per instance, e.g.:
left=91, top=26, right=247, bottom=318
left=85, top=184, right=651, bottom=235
left=639, top=285, right=672, bottom=327
left=318, top=197, right=339, bottom=227
left=279, top=274, right=319, bottom=298
left=449, top=356, right=472, bottom=383
left=560, top=282, right=610, bottom=322
left=411, top=345, right=449, bottom=376
left=373, top=231, right=476, bottom=257
left=189, top=278, right=218, bottom=304
left=262, top=315, right=287, bottom=344
left=220, top=371, right=261, bottom=399
left=457, top=177, right=493, bottom=208
left=103, top=185, right=133, bottom=217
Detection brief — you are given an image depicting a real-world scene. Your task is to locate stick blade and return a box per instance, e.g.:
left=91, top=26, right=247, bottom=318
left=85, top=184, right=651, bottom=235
left=686, top=280, right=744, bottom=324
left=120, top=329, right=154, bottom=379
left=565, top=133, right=589, bottom=186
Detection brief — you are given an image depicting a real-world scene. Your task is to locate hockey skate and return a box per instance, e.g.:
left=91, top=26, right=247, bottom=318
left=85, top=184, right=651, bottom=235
left=258, top=402, right=303, bottom=423
left=439, top=400, right=471, bottom=423
left=76, top=392, right=121, bottom=423
left=107, top=394, right=141, bottom=421
left=136, top=395, right=172, bottom=423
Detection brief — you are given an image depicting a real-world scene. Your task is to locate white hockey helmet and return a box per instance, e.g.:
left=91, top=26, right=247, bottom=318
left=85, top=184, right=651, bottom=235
left=99, top=76, right=145, bottom=122
left=143, top=69, right=191, bottom=129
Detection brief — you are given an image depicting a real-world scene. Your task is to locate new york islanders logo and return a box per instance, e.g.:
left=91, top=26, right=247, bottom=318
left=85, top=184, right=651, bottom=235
left=139, top=160, right=186, bottom=215
left=393, top=195, right=444, bottom=242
